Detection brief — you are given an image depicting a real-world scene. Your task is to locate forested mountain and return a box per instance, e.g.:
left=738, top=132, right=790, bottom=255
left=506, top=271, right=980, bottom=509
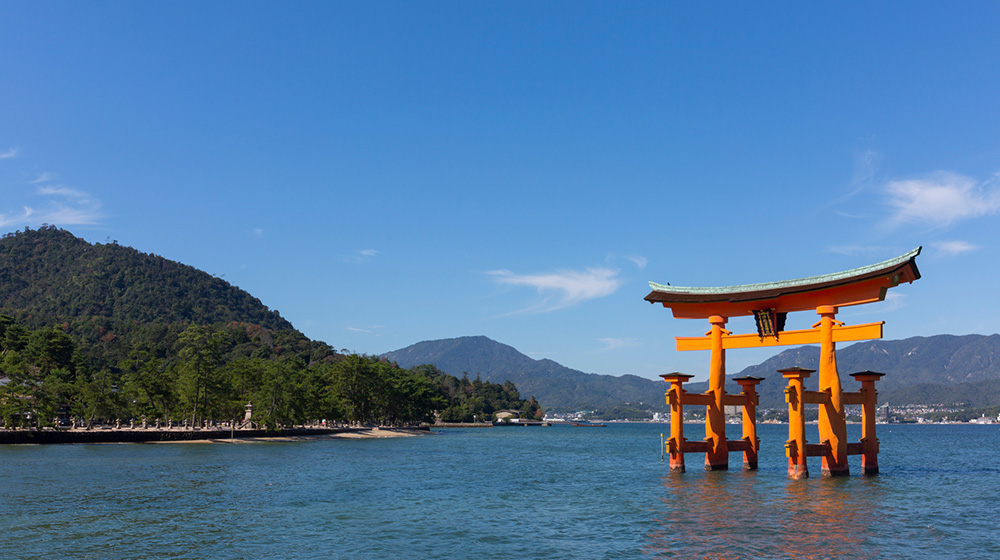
left=0, top=227, right=538, bottom=428
left=383, top=336, right=669, bottom=411
left=386, top=334, right=1000, bottom=411
left=0, top=226, right=335, bottom=378
left=0, top=226, right=292, bottom=329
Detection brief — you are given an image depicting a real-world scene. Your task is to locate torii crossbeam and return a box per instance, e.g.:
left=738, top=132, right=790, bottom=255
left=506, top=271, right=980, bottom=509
left=646, top=248, right=921, bottom=478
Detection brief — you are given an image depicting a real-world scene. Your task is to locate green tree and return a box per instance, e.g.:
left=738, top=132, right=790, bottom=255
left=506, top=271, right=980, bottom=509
left=330, top=355, right=382, bottom=424
left=176, top=325, right=223, bottom=425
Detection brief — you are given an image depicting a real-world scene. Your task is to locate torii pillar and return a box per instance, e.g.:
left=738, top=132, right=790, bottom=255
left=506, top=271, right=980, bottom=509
left=851, top=371, right=885, bottom=476
left=705, top=315, right=729, bottom=470
left=780, top=366, right=813, bottom=479
left=816, top=305, right=849, bottom=476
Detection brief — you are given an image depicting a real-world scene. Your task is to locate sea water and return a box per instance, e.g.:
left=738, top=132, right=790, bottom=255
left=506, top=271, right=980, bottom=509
left=2, top=423, right=999, bottom=559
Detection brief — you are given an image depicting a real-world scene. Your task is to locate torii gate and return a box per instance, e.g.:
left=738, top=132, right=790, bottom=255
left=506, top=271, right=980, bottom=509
left=646, top=248, right=921, bottom=478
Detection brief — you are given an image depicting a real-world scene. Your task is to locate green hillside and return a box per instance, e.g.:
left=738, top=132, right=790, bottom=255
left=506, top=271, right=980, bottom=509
left=0, top=226, right=336, bottom=378
left=0, top=226, right=293, bottom=329
left=0, top=227, right=538, bottom=429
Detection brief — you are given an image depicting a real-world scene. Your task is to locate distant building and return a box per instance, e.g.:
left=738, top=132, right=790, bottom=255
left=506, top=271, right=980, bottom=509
left=877, top=403, right=890, bottom=421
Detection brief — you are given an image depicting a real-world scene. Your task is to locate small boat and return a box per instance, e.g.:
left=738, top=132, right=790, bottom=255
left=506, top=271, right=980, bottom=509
left=571, top=422, right=606, bottom=427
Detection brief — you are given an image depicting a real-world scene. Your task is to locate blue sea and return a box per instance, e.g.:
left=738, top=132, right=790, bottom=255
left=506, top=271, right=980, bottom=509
left=2, top=423, right=999, bottom=559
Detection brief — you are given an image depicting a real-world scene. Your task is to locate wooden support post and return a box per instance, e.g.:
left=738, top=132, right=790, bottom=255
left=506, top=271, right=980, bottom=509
left=734, top=376, right=764, bottom=470
left=660, top=373, right=694, bottom=473
left=851, top=371, right=885, bottom=476
left=781, top=367, right=813, bottom=480
left=706, top=315, right=729, bottom=470
left=816, top=305, right=849, bottom=477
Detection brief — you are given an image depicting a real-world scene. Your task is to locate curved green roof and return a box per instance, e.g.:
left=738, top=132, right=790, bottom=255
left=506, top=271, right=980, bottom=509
left=648, top=247, right=921, bottom=299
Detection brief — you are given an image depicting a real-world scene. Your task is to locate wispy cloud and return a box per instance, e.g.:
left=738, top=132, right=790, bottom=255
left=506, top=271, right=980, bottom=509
left=253, top=228, right=264, bottom=238
left=625, top=255, right=648, bottom=270
left=881, top=291, right=907, bottom=312
left=29, top=172, right=56, bottom=184
left=827, top=245, right=890, bottom=257
left=485, top=266, right=623, bottom=314
left=852, top=149, right=882, bottom=188
left=343, top=249, right=379, bottom=264
left=883, top=171, right=1000, bottom=229
left=832, top=209, right=870, bottom=220
left=0, top=155, right=104, bottom=227
left=0, top=183, right=104, bottom=228
left=597, top=337, right=641, bottom=351
left=828, top=149, right=883, bottom=209
left=37, top=185, right=90, bottom=200
left=346, top=325, right=384, bottom=334
left=931, top=240, right=979, bottom=256
left=0, top=206, right=35, bottom=227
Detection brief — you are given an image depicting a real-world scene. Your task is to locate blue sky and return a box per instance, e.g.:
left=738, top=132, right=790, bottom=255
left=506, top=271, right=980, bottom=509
left=2, top=2, right=999, bottom=381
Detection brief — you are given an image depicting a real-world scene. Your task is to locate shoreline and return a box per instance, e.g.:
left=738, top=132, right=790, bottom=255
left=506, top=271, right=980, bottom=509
left=0, top=426, right=430, bottom=445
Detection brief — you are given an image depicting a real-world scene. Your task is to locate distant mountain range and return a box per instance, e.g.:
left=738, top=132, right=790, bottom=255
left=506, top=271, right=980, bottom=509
left=383, top=336, right=669, bottom=410
left=384, top=334, right=1000, bottom=411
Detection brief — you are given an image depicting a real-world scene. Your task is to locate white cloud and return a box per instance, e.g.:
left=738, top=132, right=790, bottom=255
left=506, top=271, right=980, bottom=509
left=30, top=172, right=56, bottom=184
left=827, top=245, right=889, bottom=257
left=0, top=206, right=35, bottom=227
left=884, top=171, right=1000, bottom=228
left=880, top=291, right=907, bottom=312
left=485, top=266, right=623, bottom=313
left=625, top=255, right=648, bottom=270
left=253, top=228, right=264, bottom=238
left=832, top=209, right=870, bottom=220
left=931, top=240, right=979, bottom=256
left=827, top=149, right=883, bottom=209
left=344, top=249, right=379, bottom=264
left=0, top=147, right=18, bottom=159
left=37, top=185, right=90, bottom=200
left=852, top=149, right=882, bottom=186
left=597, top=337, right=641, bottom=351
left=42, top=205, right=104, bottom=226
left=0, top=183, right=104, bottom=228
left=346, top=325, right=383, bottom=334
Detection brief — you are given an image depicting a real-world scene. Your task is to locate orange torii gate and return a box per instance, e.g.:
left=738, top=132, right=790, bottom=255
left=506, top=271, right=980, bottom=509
left=646, top=248, right=921, bottom=478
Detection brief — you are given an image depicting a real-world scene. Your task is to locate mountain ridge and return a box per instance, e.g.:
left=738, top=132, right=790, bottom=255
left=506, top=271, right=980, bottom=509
left=384, top=333, right=1000, bottom=410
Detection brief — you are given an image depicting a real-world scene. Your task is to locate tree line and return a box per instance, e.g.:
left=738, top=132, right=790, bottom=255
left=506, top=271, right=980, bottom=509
left=0, top=316, right=543, bottom=429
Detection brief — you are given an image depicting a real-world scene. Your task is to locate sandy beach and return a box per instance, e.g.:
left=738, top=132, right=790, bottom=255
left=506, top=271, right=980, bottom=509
left=165, top=427, right=431, bottom=443
left=0, top=426, right=431, bottom=445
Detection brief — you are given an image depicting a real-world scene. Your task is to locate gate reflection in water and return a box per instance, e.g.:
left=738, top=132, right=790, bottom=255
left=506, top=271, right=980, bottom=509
left=648, top=471, right=886, bottom=559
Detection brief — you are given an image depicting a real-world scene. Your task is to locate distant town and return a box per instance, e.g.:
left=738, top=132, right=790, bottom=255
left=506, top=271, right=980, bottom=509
left=545, top=403, right=1000, bottom=425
